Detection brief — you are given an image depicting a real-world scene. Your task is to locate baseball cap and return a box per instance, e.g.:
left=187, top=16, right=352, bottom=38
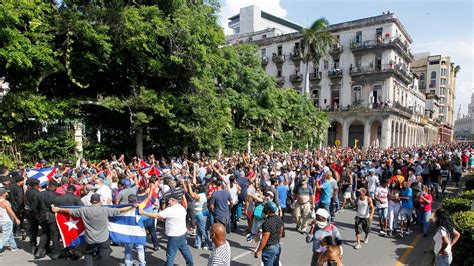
left=265, top=191, right=274, bottom=198
left=49, top=179, right=60, bottom=187
left=264, top=201, right=278, bottom=213
left=67, top=184, right=76, bottom=192
left=167, top=192, right=181, bottom=202
left=0, top=187, right=10, bottom=194
left=90, top=193, right=101, bottom=204
left=26, top=178, right=40, bottom=186
left=315, top=208, right=330, bottom=219
left=121, top=179, right=132, bottom=187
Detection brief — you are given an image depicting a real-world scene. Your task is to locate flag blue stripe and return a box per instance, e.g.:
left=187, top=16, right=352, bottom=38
left=108, top=216, right=137, bottom=226
left=67, top=235, right=86, bottom=247
left=109, top=231, right=146, bottom=245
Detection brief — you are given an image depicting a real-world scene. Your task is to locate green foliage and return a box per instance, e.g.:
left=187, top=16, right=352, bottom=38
left=451, top=211, right=474, bottom=266
left=442, top=197, right=472, bottom=214
left=22, top=133, right=76, bottom=162
left=458, top=190, right=474, bottom=201
left=465, top=175, right=474, bottom=190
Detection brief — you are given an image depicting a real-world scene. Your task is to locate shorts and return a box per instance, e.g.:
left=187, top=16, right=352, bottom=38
left=246, top=210, right=254, bottom=220
left=377, top=207, right=388, bottom=220
left=369, top=191, right=375, bottom=199
left=343, top=192, right=352, bottom=199
left=398, top=208, right=412, bottom=221
left=355, top=216, right=371, bottom=234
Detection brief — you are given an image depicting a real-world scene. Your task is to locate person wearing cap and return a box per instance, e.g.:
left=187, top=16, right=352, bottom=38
left=354, top=188, right=374, bottom=249
left=0, top=187, right=21, bottom=257
left=306, top=208, right=341, bottom=266
left=140, top=192, right=194, bottom=266
left=51, top=194, right=136, bottom=266
left=8, top=172, right=25, bottom=237
left=81, top=184, right=98, bottom=206
left=25, top=178, right=41, bottom=248
left=254, top=201, right=283, bottom=266
left=293, top=174, right=314, bottom=233
left=115, top=178, right=138, bottom=204
left=31, top=179, right=61, bottom=259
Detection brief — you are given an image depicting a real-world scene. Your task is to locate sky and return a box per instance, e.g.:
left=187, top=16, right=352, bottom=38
left=217, top=0, right=474, bottom=116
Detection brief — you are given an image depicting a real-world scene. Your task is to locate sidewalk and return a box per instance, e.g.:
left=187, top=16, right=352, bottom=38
left=400, top=178, right=465, bottom=266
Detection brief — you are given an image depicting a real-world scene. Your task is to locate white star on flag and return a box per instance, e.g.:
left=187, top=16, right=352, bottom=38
left=64, top=217, right=79, bottom=231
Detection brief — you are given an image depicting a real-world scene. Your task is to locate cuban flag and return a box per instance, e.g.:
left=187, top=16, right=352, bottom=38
left=56, top=206, right=146, bottom=247
left=27, top=167, right=57, bottom=187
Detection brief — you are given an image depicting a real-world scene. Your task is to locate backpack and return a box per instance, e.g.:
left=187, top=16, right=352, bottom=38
left=253, top=203, right=264, bottom=219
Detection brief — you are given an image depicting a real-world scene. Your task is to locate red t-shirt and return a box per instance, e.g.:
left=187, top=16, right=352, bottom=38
left=417, top=193, right=432, bottom=212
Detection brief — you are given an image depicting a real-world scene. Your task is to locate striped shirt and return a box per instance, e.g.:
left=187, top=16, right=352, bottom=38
left=208, top=241, right=231, bottom=266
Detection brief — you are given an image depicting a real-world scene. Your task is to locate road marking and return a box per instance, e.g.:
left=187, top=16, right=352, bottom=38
left=396, top=233, right=422, bottom=266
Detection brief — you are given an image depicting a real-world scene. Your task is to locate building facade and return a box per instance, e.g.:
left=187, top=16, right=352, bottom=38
left=454, top=92, right=474, bottom=141
left=411, top=53, right=457, bottom=142
left=226, top=6, right=441, bottom=148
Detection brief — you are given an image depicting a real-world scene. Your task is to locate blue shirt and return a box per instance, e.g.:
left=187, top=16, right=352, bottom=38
left=277, top=185, right=288, bottom=208
left=319, top=181, right=331, bottom=204
left=400, top=187, right=414, bottom=209
left=210, top=190, right=232, bottom=219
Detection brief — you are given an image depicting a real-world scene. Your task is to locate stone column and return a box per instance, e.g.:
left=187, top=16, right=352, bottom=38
left=342, top=120, right=349, bottom=147
left=381, top=117, right=392, bottom=148
left=364, top=120, right=371, bottom=147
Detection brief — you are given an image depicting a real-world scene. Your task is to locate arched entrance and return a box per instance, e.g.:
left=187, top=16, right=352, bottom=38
left=370, top=120, right=382, bottom=147
left=327, top=121, right=343, bottom=146
left=349, top=120, right=364, bottom=147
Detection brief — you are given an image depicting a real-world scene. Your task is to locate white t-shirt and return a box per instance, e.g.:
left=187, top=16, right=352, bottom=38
left=368, top=175, right=379, bottom=193
left=433, top=227, right=452, bottom=255
left=375, top=186, right=388, bottom=208
left=159, top=204, right=187, bottom=237
left=96, top=185, right=112, bottom=205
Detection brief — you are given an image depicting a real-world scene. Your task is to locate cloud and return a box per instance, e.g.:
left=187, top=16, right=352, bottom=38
left=411, top=40, right=474, bottom=115
left=218, top=0, right=288, bottom=35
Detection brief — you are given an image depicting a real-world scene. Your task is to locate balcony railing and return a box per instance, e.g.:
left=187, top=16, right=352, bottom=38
left=290, top=50, right=303, bottom=61
left=276, top=76, right=285, bottom=86
left=349, top=63, right=412, bottom=84
left=328, top=68, right=343, bottom=78
left=325, top=101, right=413, bottom=118
left=350, top=37, right=414, bottom=61
left=272, top=53, right=285, bottom=64
left=290, top=74, right=303, bottom=82
left=309, top=72, right=322, bottom=81
left=261, top=56, right=269, bottom=65
left=329, top=44, right=343, bottom=56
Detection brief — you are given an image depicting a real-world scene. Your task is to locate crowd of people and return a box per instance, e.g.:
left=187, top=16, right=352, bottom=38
left=0, top=143, right=472, bottom=265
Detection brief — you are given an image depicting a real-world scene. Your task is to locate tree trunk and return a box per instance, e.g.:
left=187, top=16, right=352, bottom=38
left=303, top=60, right=310, bottom=96
left=270, top=132, right=274, bottom=151
left=135, top=126, right=144, bottom=158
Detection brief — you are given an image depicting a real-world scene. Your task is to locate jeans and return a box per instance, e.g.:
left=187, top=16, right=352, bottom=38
left=388, top=202, right=401, bottom=231
left=236, top=201, right=243, bottom=220
left=231, top=204, right=238, bottom=231
left=262, top=243, right=281, bottom=266
left=145, top=223, right=159, bottom=249
left=124, top=243, right=145, bottom=266
left=417, top=209, right=431, bottom=234
left=435, top=253, right=453, bottom=266
left=0, top=220, right=17, bottom=251
left=166, top=233, right=193, bottom=266
left=195, top=212, right=211, bottom=249
left=84, top=241, right=110, bottom=266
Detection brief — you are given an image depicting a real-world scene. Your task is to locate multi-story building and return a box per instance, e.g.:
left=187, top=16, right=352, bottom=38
left=454, top=92, right=474, bottom=141
left=226, top=5, right=439, bottom=148
left=411, top=53, right=457, bottom=142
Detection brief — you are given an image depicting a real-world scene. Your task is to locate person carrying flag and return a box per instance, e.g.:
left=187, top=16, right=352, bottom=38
left=51, top=193, right=136, bottom=266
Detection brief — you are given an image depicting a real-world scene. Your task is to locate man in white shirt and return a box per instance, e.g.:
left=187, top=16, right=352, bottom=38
left=95, top=178, right=112, bottom=205
left=367, top=169, right=379, bottom=199
left=81, top=184, right=98, bottom=206
left=140, top=193, right=194, bottom=266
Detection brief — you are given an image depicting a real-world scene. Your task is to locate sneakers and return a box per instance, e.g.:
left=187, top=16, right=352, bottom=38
left=363, top=237, right=369, bottom=244
left=397, top=232, right=404, bottom=238
left=405, top=230, right=411, bottom=236
left=202, top=246, right=209, bottom=250
left=246, top=233, right=255, bottom=242
left=379, top=230, right=386, bottom=236
left=355, top=242, right=362, bottom=249
left=11, top=248, right=19, bottom=252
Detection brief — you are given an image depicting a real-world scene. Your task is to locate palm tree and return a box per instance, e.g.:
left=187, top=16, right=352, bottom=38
left=301, top=18, right=337, bottom=96
left=454, top=65, right=461, bottom=77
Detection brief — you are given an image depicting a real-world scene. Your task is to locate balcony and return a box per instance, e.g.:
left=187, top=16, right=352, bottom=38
left=349, top=63, right=412, bottom=85
left=328, top=68, right=343, bottom=79
left=290, top=74, right=303, bottom=83
left=350, top=37, right=414, bottom=62
left=276, top=76, right=285, bottom=86
left=272, top=53, right=285, bottom=64
left=325, top=101, right=413, bottom=119
left=329, top=44, right=343, bottom=58
left=290, top=50, right=303, bottom=61
left=309, top=71, right=322, bottom=81
left=261, top=56, right=269, bottom=65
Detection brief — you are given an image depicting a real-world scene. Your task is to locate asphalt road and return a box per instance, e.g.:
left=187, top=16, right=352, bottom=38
left=1, top=183, right=461, bottom=266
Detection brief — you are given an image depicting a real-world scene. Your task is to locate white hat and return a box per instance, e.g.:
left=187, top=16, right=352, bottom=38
left=315, top=208, right=330, bottom=219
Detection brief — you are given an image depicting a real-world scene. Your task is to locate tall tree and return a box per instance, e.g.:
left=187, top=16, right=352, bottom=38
left=302, top=18, right=336, bottom=96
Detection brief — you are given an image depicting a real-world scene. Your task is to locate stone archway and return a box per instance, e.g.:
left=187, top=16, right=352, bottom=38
left=370, top=120, right=382, bottom=147
left=327, top=121, right=343, bottom=146
left=348, top=120, right=364, bottom=147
